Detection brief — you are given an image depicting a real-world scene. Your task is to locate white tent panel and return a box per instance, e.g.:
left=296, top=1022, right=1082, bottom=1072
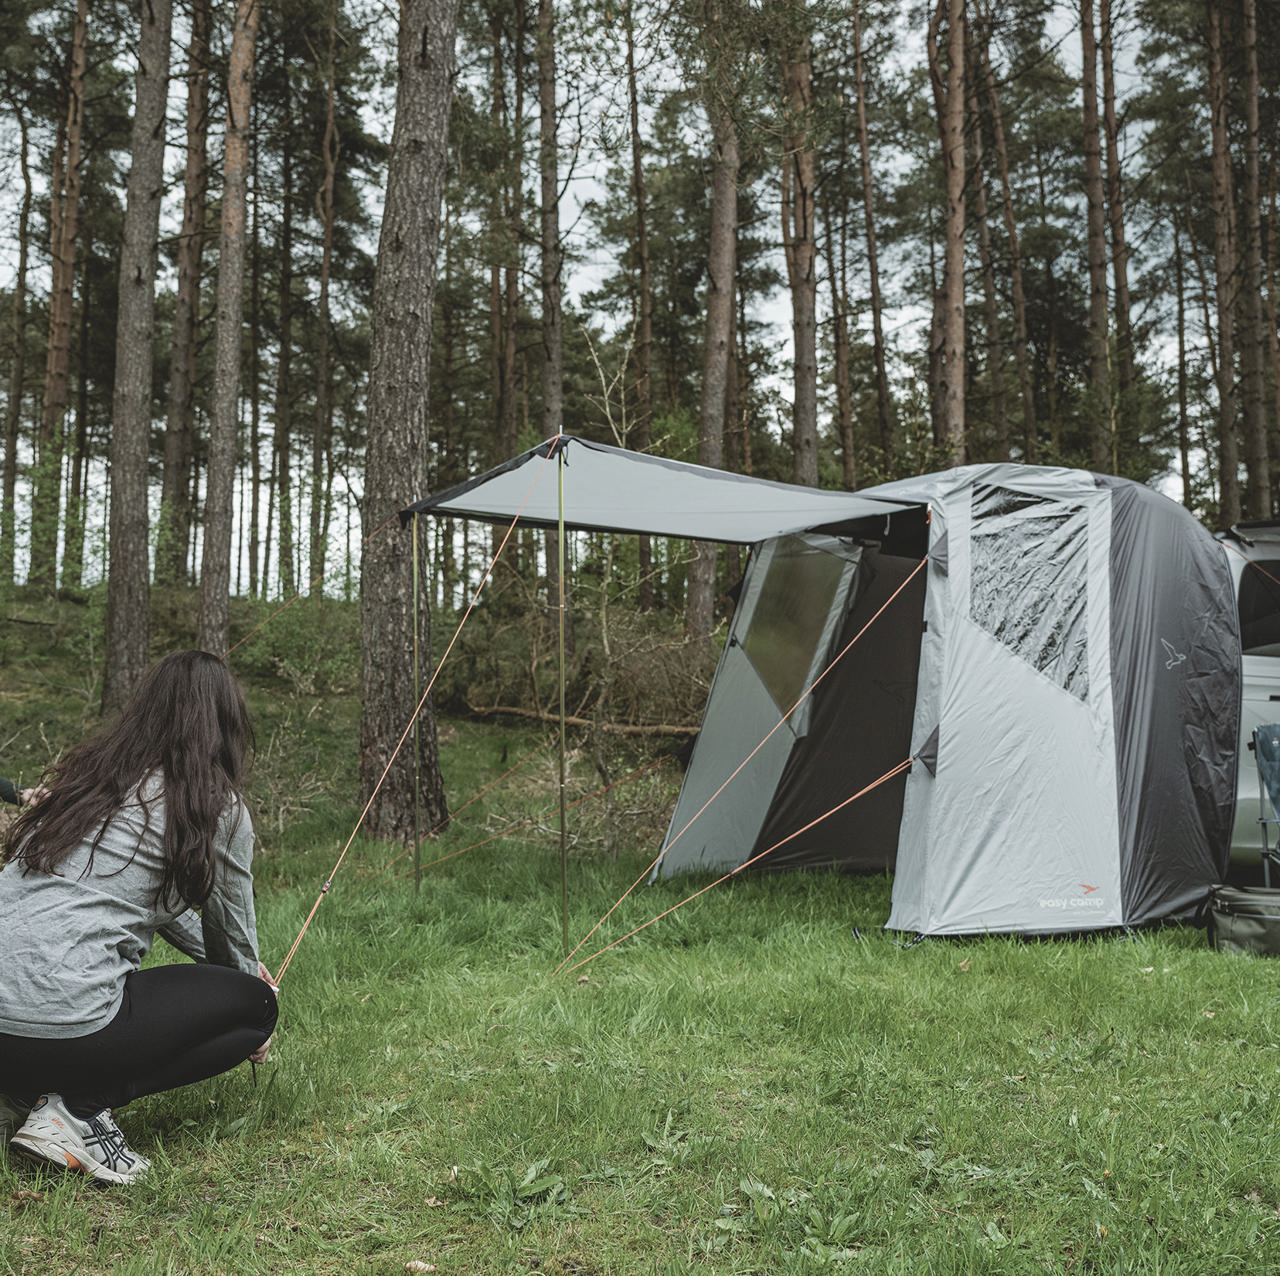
left=406, top=437, right=915, bottom=544
left=888, top=621, right=1121, bottom=934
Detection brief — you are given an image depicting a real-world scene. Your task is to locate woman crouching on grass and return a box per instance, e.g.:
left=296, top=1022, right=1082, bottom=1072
left=0, top=650, right=279, bottom=1185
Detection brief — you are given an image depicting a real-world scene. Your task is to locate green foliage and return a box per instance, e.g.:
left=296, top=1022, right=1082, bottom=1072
left=4, top=617, right=1280, bottom=1272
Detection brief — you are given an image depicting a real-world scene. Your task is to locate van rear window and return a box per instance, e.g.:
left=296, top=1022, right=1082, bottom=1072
left=1238, top=558, right=1280, bottom=654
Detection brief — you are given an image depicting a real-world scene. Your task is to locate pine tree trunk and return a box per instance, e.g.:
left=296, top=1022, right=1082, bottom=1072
left=1099, top=0, right=1134, bottom=411
left=1081, top=0, right=1110, bottom=471
left=854, top=0, right=892, bottom=462
left=1238, top=0, right=1268, bottom=518
left=311, top=0, right=338, bottom=598
left=359, top=0, right=459, bottom=842
left=625, top=9, right=654, bottom=608
left=103, top=0, right=172, bottom=714
left=1175, top=223, right=1192, bottom=509
left=974, top=4, right=1035, bottom=462
left=781, top=34, right=818, bottom=487
left=158, top=0, right=208, bottom=590
left=1, top=103, right=31, bottom=586
left=823, top=179, right=855, bottom=490
left=31, top=0, right=87, bottom=589
left=686, top=106, right=738, bottom=657
left=1208, top=0, right=1240, bottom=526
left=275, top=135, right=296, bottom=599
left=928, top=0, right=965, bottom=464
left=198, top=0, right=259, bottom=654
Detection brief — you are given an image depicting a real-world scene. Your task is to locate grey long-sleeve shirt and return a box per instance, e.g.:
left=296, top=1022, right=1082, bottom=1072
left=0, top=775, right=260, bottom=1039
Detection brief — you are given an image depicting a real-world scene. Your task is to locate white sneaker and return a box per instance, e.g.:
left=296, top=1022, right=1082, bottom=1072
left=10, top=1093, right=150, bottom=1185
left=0, top=1092, right=30, bottom=1141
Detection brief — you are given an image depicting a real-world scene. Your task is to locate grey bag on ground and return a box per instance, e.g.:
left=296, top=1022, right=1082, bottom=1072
left=1210, top=886, right=1280, bottom=955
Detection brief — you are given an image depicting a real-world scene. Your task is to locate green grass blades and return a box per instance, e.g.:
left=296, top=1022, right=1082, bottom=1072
left=6, top=850, right=1280, bottom=1274
left=4, top=607, right=1280, bottom=1272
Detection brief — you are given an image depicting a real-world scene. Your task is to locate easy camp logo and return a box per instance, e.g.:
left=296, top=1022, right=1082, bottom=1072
left=1038, top=883, right=1105, bottom=911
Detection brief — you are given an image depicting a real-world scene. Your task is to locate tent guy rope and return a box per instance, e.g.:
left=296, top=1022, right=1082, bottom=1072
left=553, top=551, right=930, bottom=977
left=272, top=447, right=560, bottom=984
left=561, top=757, right=916, bottom=976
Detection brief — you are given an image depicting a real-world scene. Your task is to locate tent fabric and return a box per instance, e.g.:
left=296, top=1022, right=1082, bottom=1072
left=401, top=435, right=914, bottom=544
left=653, top=464, right=1239, bottom=937
left=409, top=444, right=1240, bottom=939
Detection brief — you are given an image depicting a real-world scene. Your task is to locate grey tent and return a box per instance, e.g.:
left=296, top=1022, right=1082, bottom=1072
left=406, top=438, right=1241, bottom=936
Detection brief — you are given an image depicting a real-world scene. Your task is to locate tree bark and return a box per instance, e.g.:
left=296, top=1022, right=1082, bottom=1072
left=968, top=63, right=1007, bottom=461
left=1238, top=0, right=1268, bottom=518
left=359, top=0, right=460, bottom=841
left=974, top=1, right=1035, bottom=462
left=928, top=0, right=965, bottom=464
left=625, top=8, right=654, bottom=608
left=198, top=0, right=259, bottom=654
left=686, top=105, right=738, bottom=656
left=103, top=0, right=172, bottom=715
left=781, top=32, right=818, bottom=486
left=1081, top=0, right=1110, bottom=471
left=158, top=0, right=209, bottom=590
left=30, top=0, right=87, bottom=589
left=1099, top=0, right=1134, bottom=410
left=853, top=0, right=892, bottom=463
left=311, top=0, right=338, bottom=598
left=275, top=124, right=296, bottom=598
left=1207, top=0, right=1239, bottom=525
left=1, top=101, right=32, bottom=586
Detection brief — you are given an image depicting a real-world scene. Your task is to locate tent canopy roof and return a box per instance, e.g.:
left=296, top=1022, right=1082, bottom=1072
left=402, top=436, right=919, bottom=543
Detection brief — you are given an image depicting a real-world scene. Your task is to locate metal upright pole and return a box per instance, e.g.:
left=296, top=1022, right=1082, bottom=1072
left=412, top=514, right=421, bottom=891
left=558, top=447, right=569, bottom=956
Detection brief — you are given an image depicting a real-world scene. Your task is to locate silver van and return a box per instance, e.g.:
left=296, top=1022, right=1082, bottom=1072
left=1218, top=521, right=1280, bottom=868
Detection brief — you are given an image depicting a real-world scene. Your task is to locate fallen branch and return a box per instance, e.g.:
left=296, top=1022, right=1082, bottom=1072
left=465, top=702, right=697, bottom=738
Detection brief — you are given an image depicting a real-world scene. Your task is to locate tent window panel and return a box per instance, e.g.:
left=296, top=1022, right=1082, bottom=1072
left=1238, top=558, right=1280, bottom=655
left=741, top=538, right=848, bottom=716
left=970, top=485, right=1090, bottom=700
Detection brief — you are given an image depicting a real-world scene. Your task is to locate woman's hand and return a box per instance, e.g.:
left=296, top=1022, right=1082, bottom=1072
left=251, top=961, right=278, bottom=1064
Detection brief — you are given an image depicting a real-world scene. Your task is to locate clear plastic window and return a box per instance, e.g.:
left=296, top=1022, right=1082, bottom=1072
left=970, top=485, right=1090, bottom=699
left=741, top=538, right=847, bottom=715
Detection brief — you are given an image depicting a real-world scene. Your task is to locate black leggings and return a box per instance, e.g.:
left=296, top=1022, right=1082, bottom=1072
left=0, top=964, right=279, bottom=1118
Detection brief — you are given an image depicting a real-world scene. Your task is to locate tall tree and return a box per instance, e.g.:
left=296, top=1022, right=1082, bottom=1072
left=30, top=0, right=88, bottom=588
left=927, top=0, right=965, bottom=463
left=623, top=1, right=655, bottom=607
left=1081, top=0, right=1110, bottom=471
left=686, top=31, right=741, bottom=655
left=853, top=0, right=893, bottom=465
left=359, top=0, right=460, bottom=841
left=1238, top=0, right=1268, bottom=518
left=781, top=25, right=818, bottom=485
left=198, top=0, right=260, bottom=654
left=973, top=0, right=1035, bottom=462
left=2, top=100, right=33, bottom=586
left=1099, top=0, right=1134, bottom=410
left=158, top=0, right=211, bottom=590
left=103, top=0, right=173, bottom=714
left=1207, top=0, right=1239, bottom=525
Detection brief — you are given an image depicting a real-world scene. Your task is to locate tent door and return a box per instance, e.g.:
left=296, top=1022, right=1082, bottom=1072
left=655, top=535, right=865, bottom=878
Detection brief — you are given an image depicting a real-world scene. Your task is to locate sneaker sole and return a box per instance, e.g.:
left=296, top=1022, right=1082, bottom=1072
left=9, top=1131, right=142, bottom=1186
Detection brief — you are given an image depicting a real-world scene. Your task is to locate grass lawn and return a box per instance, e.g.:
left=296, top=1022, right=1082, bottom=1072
left=2, top=603, right=1279, bottom=1272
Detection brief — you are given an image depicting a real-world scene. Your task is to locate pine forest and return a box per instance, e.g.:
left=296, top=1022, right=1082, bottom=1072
left=0, top=0, right=1276, bottom=833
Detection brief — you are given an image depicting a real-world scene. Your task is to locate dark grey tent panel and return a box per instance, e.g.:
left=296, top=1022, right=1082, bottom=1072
left=1102, top=476, right=1241, bottom=926
left=749, top=548, right=926, bottom=873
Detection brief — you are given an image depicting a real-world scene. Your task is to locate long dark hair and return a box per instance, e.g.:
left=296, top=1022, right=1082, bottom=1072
left=2, top=650, right=254, bottom=907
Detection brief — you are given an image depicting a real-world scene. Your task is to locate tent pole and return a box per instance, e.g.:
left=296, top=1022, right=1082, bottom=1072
left=558, top=448, right=569, bottom=957
left=412, top=513, right=421, bottom=892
